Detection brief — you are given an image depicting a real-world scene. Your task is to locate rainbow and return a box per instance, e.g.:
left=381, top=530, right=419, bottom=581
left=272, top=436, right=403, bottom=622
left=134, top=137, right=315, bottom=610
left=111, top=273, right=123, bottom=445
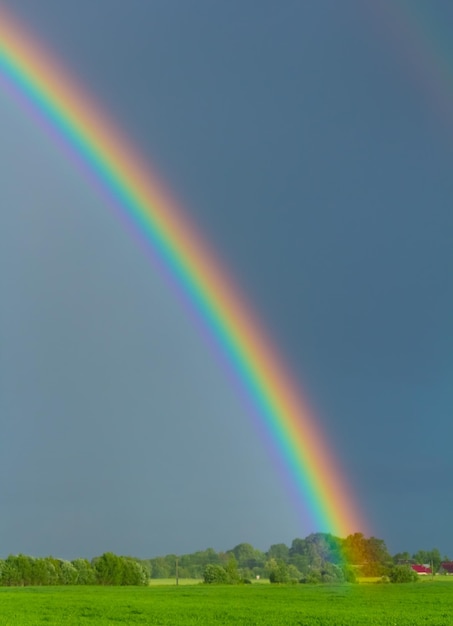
left=370, top=1, right=453, bottom=131
left=0, top=7, right=365, bottom=537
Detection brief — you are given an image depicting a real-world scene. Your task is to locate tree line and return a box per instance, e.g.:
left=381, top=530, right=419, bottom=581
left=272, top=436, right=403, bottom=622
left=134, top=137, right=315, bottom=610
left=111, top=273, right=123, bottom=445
left=146, top=533, right=451, bottom=584
left=1, top=534, right=449, bottom=586
left=0, top=553, right=148, bottom=586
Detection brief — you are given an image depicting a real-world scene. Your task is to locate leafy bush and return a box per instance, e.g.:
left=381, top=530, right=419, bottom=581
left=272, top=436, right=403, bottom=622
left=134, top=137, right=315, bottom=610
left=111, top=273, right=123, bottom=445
left=93, top=553, right=148, bottom=586
left=268, top=560, right=290, bottom=584
left=203, top=564, right=229, bottom=584
left=389, top=565, right=419, bottom=583
left=342, top=565, right=357, bottom=583
left=300, top=570, right=322, bottom=584
left=300, top=563, right=347, bottom=584
left=203, top=558, right=244, bottom=585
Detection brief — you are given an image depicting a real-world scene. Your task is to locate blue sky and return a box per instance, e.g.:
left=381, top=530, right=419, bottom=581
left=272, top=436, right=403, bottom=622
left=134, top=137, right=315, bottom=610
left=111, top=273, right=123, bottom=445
left=1, top=0, right=452, bottom=560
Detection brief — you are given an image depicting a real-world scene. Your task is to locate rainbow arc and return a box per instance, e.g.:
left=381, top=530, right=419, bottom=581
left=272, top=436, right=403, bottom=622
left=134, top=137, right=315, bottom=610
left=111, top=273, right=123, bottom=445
left=0, top=7, right=366, bottom=538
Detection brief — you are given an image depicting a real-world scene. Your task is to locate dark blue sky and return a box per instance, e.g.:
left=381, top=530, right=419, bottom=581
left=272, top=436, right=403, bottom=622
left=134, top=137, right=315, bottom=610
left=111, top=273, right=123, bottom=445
left=1, top=0, right=452, bottom=560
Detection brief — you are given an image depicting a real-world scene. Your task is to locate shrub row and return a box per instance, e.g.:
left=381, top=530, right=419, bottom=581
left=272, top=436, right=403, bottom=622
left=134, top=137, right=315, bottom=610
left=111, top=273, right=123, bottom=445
left=0, top=552, right=149, bottom=586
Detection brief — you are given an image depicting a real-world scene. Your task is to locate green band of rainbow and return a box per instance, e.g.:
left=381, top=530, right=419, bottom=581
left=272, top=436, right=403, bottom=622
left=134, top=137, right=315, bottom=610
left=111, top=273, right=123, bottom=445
left=0, top=8, right=365, bottom=538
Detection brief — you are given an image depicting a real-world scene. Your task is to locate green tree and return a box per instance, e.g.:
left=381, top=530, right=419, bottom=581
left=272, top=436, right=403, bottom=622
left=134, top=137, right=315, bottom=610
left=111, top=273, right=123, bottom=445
left=288, top=552, right=311, bottom=575
left=121, top=558, right=149, bottom=585
left=228, top=543, right=265, bottom=571
left=289, top=538, right=306, bottom=557
left=268, top=559, right=290, bottom=584
left=267, top=543, right=289, bottom=562
left=287, top=564, right=302, bottom=581
left=342, top=565, right=357, bottom=583
left=393, top=551, right=411, bottom=564
left=71, top=559, right=96, bottom=584
left=224, top=556, right=241, bottom=584
left=149, top=556, right=171, bottom=578
left=299, top=562, right=345, bottom=584
left=303, top=570, right=322, bottom=584
left=203, top=557, right=241, bottom=584
left=92, top=553, right=148, bottom=586
left=33, top=558, right=58, bottom=585
left=320, top=562, right=345, bottom=583
left=93, top=553, right=124, bottom=585
left=56, top=560, right=78, bottom=585
left=343, top=533, right=391, bottom=576
left=290, top=533, right=342, bottom=569
left=179, top=548, right=221, bottom=578
left=412, top=549, right=441, bottom=572
left=342, top=533, right=368, bottom=564
left=1, top=556, right=24, bottom=586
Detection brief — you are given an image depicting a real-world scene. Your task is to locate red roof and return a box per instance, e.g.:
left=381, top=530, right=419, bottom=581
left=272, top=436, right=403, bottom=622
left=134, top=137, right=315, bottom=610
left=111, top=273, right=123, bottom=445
left=411, top=565, right=432, bottom=574
left=440, top=562, right=453, bottom=574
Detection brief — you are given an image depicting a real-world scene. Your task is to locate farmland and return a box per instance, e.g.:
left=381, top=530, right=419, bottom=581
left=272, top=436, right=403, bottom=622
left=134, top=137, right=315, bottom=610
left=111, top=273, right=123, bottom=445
left=1, top=581, right=453, bottom=625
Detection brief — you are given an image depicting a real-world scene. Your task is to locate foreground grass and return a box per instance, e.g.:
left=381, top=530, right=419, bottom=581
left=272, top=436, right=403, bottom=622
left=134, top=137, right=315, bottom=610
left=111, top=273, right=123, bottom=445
left=1, top=582, right=453, bottom=625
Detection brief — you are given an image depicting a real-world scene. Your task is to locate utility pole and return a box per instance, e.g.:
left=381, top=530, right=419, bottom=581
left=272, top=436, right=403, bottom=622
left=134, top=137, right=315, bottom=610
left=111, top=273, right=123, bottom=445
left=176, top=557, right=179, bottom=586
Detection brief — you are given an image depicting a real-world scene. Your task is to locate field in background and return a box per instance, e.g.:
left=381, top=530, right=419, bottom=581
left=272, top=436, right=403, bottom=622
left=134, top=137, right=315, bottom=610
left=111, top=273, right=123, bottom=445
left=1, top=581, right=453, bottom=625
left=418, top=575, right=453, bottom=583
left=149, top=577, right=201, bottom=585
left=153, top=575, right=453, bottom=586
left=149, top=577, right=271, bottom=585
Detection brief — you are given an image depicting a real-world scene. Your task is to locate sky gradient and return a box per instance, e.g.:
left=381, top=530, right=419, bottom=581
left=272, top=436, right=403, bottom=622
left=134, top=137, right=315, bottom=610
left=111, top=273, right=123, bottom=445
left=1, top=0, right=452, bottom=560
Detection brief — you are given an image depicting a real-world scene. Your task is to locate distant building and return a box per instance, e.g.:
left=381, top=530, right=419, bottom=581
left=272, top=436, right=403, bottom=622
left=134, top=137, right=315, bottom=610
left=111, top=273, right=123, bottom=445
left=411, top=564, right=432, bottom=575
left=438, top=562, right=453, bottom=575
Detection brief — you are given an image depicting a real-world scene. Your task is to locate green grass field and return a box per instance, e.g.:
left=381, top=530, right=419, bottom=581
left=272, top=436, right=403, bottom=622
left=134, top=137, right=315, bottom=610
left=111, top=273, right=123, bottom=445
left=1, top=582, right=453, bottom=625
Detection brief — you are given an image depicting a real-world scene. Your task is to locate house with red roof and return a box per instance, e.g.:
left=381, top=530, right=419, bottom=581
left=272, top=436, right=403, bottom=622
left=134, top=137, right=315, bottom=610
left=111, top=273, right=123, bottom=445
left=410, top=564, right=432, bottom=575
left=439, top=562, right=453, bottom=575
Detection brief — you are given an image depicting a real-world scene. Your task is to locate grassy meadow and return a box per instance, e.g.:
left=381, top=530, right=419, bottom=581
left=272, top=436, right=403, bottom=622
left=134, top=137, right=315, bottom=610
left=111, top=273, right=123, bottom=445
left=1, top=580, right=453, bottom=625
